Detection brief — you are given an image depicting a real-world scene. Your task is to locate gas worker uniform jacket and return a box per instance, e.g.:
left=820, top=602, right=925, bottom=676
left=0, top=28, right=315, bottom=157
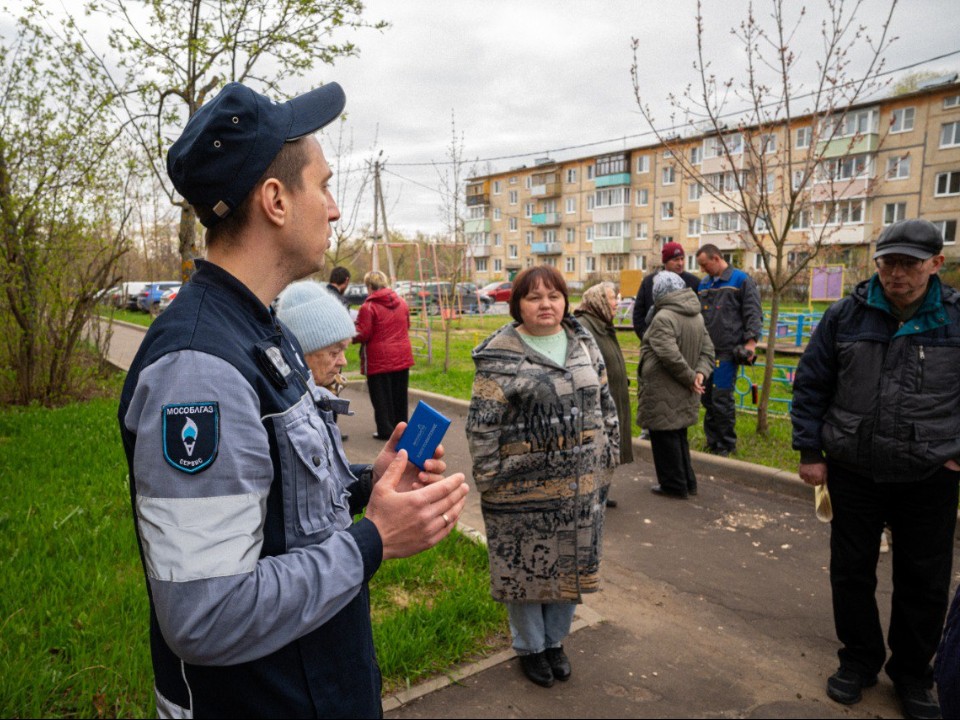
left=792, top=275, right=960, bottom=481
left=466, top=317, right=620, bottom=603
left=118, top=260, right=383, bottom=719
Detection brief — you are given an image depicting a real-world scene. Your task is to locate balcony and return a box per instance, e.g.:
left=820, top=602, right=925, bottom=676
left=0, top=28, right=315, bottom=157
left=595, top=172, right=632, bottom=188
left=531, top=212, right=561, bottom=226
left=809, top=176, right=872, bottom=202
left=593, top=237, right=631, bottom=254
left=530, top=182, right=562, bottom=198
left=817, top=133, right=879, bottom=159
left=531, top=242, right=563, bottom=255
left=466, top=193, right=489, bottom=206
left=467, top=244, right=491, bottom=258
left=464, top=218, right=491, bottom=234
left=592, top=205, right=630, bottom=224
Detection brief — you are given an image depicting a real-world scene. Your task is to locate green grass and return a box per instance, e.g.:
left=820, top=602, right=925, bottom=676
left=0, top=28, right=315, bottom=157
left=0, top=376, right=506, bottom=717
left=98, top=308, right=152, bottom=327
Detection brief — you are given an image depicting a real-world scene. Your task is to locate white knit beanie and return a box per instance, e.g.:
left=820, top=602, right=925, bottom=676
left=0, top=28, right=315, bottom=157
left=652, top=270, right=687, bottom=303
left=276, top=280, right=356, bottom=354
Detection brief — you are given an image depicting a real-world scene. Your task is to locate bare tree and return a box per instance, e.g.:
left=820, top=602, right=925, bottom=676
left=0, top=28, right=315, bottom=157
left=632, top=0, right=897, bottom=434
left=324, top=118, right=376, bottom=272
left=85, top=0, right=387, bottom=282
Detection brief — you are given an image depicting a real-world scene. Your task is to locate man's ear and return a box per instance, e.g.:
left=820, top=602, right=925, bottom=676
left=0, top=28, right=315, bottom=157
left=257, top=178, right=287, bottom=227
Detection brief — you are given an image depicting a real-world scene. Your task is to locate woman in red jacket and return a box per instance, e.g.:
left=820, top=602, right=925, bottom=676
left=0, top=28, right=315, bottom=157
left=354, top=270, right=415, bottom=439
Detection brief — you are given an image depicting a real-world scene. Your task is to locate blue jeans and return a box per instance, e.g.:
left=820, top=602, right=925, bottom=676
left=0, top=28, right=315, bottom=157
left=505, top=602, right=577, bottom=655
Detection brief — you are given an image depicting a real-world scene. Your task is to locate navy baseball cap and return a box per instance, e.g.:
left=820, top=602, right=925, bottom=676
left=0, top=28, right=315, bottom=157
left=873, top=219, right=943, bottom=260
left=167, top=81, right=346, bottom=227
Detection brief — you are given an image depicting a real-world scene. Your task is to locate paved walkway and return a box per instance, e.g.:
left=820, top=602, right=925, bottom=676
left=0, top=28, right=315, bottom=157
left=104, top=320, right=957, bottom=719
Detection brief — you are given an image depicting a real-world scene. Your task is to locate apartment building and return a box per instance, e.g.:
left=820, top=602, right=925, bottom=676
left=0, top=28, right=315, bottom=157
left=464, top=77, right=960, bottom=288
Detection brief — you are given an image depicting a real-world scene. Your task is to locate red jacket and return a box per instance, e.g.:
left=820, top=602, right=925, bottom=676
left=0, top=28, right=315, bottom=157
left=354, top=288, right=415, bottom=376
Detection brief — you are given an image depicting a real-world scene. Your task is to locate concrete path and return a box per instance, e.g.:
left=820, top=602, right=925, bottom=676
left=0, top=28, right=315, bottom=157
left=104, top=320, right=958, bottom=719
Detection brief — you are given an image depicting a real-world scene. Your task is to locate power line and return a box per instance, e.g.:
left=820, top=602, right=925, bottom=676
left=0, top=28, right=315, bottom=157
left=388, top=48, right=960, bottom=169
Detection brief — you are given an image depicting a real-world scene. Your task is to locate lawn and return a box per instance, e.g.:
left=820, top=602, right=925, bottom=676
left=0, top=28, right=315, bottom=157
left=0, top=373, right=506, bottom=717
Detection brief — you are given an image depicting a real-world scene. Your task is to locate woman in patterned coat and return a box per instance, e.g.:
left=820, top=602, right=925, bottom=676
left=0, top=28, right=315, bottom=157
left=466, top=266, right=620, bottom=689
left=636, top=272, right=714, bottom=498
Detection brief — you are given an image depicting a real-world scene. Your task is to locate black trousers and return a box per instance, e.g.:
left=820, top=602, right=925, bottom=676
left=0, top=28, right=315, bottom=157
left=827, top=461, right=959, bottom=687
left=648, top=428, right=697, bottom=497
left=701, top=371, right=737, bottom=452
left=366, top=369, right=409, bottom=439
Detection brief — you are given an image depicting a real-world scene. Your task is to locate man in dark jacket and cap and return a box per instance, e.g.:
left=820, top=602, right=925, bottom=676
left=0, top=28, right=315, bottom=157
left=632, top=242, right=700, bottom=339
left=792, top=219, right=960, bottom=720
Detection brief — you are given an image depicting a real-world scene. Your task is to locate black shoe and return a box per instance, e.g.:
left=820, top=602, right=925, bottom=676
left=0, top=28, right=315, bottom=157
left=605, top=498, right=618, bottom=508
left=651, top=485, right=688, bottom=499
left=372, top=433, right=389, bottom=440
left=688, top=486, right=698, bottom=496
left=518, top=652, right=554, bottom=688
left=895, top=683, right=941, bottom=719
left=340, top=434, right=349, bottom=442
left=826, top=667, right=878, bottom=705
left=712, top=447, right=731, bottom=457
left=544, top=646, right=571, bottom=681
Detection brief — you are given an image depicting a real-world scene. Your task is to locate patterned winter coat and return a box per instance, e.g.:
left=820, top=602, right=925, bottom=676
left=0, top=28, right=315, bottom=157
left=466, top=318, right=620, bottom=603
left=636, top=288, right=715, bottom=431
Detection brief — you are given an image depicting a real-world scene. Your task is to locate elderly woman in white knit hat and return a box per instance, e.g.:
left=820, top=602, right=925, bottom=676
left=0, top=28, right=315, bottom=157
left=636, top=271, right=715, bottom=499
left=277, top=280, right=359, bottom=435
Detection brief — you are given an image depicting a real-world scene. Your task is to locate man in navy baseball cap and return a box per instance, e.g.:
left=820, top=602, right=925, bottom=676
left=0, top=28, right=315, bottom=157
left=120, top=81, right=471, bottom=717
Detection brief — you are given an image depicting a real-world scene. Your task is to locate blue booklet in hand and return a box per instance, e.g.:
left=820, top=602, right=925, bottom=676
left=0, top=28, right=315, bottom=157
left=396, top=400, right=451, bottom=470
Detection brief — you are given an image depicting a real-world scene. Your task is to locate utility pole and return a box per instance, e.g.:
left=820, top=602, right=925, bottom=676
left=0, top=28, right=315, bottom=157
left=370, top=153, right=396, bottom=282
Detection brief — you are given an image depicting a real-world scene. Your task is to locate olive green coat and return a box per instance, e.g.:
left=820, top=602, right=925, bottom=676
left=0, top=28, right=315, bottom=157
left=636, top=289, right=715, bottom=431
left=573, top=309, right=634, bottom=465
left=466, top=318, right=620, bottom=603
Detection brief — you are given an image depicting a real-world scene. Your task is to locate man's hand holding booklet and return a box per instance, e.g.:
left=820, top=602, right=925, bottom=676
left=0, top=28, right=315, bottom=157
left=396, top=400, right=451, bottom=470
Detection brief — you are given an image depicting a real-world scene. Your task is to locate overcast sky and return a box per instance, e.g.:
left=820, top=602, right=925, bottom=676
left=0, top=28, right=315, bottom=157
left=323, top=0, right=959, bottom=236
left=4, top=1, right=958, bottom=237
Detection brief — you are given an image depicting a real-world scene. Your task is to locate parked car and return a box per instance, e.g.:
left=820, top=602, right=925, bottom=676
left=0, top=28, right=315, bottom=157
left=479, top=280, right=513, bottom=303
left=137, top=281, right=181, bottom=313
left=157, top=285, right=182, bottom=314
left=116, top=281, right=150, bottom=310
left=416, top=282, right=494, bottom=315
left=343, top=283, right=369, bottom=307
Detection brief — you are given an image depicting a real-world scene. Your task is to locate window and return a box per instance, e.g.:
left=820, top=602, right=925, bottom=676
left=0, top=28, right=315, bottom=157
left=890, top=107, right=915, bottom=133
left=686, top=255, right=698, bottom=272
left=753, top=253, right=767, bottom=270
left=818, top=154, right=870, bottom=182
left=595, top=153, right=630, bottom=176
left=884, top=202, right=907, bottom=225
left=662, top=166, right=675, bottom=185
left=468, top=205, right=486, bottom=219
left=524, top=176, right=532, bottom=189
left=886, top=155, right=911, bottom=180
left=566, top=168, right=577, bottom=183
left=663, top=148, right=673, bottom=158
left=606, top=256, right=626, bottom=272
left=661, top=201, right=675, bottom=220
left=508, top=244, right=518, bottom=259
left=493, top=208, right=501, bottom=221
left=818, top=199, right=864, bottom=225
left=637, top=255, right=648, bottom=271
left=658, top=235, right=673, bottom=248
left=565, top=227, right=576, bottom=243
left=586, top=226, right=595, bottom=242
left=636, top=188, right=649, bottom=206
left=595, top=187, right=630, bottom=208
left=585, top=256, right=596, bottom=272
left=761, top=172, right=775, bottom=194
left=586, top=165, right=595, bottom=180
left=524, top=231, right=533, bottom=245
left=636, top=221, right=648, bottom=239
left=508, top=190, right=518, bottom=205
left=524, top=202, right=534, bottom=218
left=493, top=180, right=502, bottom=194
left=945, top=95, right=960, bottom=109
left=704, top=133, right=744, bottom=158
left=688, top=218, right=701, bottom=236
left=586, top=195, right=595, bottom=211
left=565, top=197, right=576, bottom=214
left=542, top=229, right=557, bottom=243
left=542, top=257, right=557, bottom=268
left=792, top=170, right=805, bottom=190
left=690, top=146, right=702, bottom=164
left=509, top=176, right=517, bottom=185
left=791, top=209, right=810, bottom=230
left=596, top=221, right=625, bottom=238
left=940, top=121, right=960, bottom=148
left=509, top=217, right=518, bottom=231
left=702, top=212, right=742, bottom=233
left=475, top=258, right=487, bottom=272
left=936, top=171, right=960, bottom=196
left=494, top=259, right=502, bottom=272
left=703, top=170, right=743, bottom=193
left=933, top=219, right=957, bottom=244
left=761, top=133, right=777, bottom=154
left=796, top=126, right=811, bottom=148
left=565, top=257, right=576, bottom=272
left=636, top=155, right=650, bottom=173
left=493, top=232, right=502, bottom=246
